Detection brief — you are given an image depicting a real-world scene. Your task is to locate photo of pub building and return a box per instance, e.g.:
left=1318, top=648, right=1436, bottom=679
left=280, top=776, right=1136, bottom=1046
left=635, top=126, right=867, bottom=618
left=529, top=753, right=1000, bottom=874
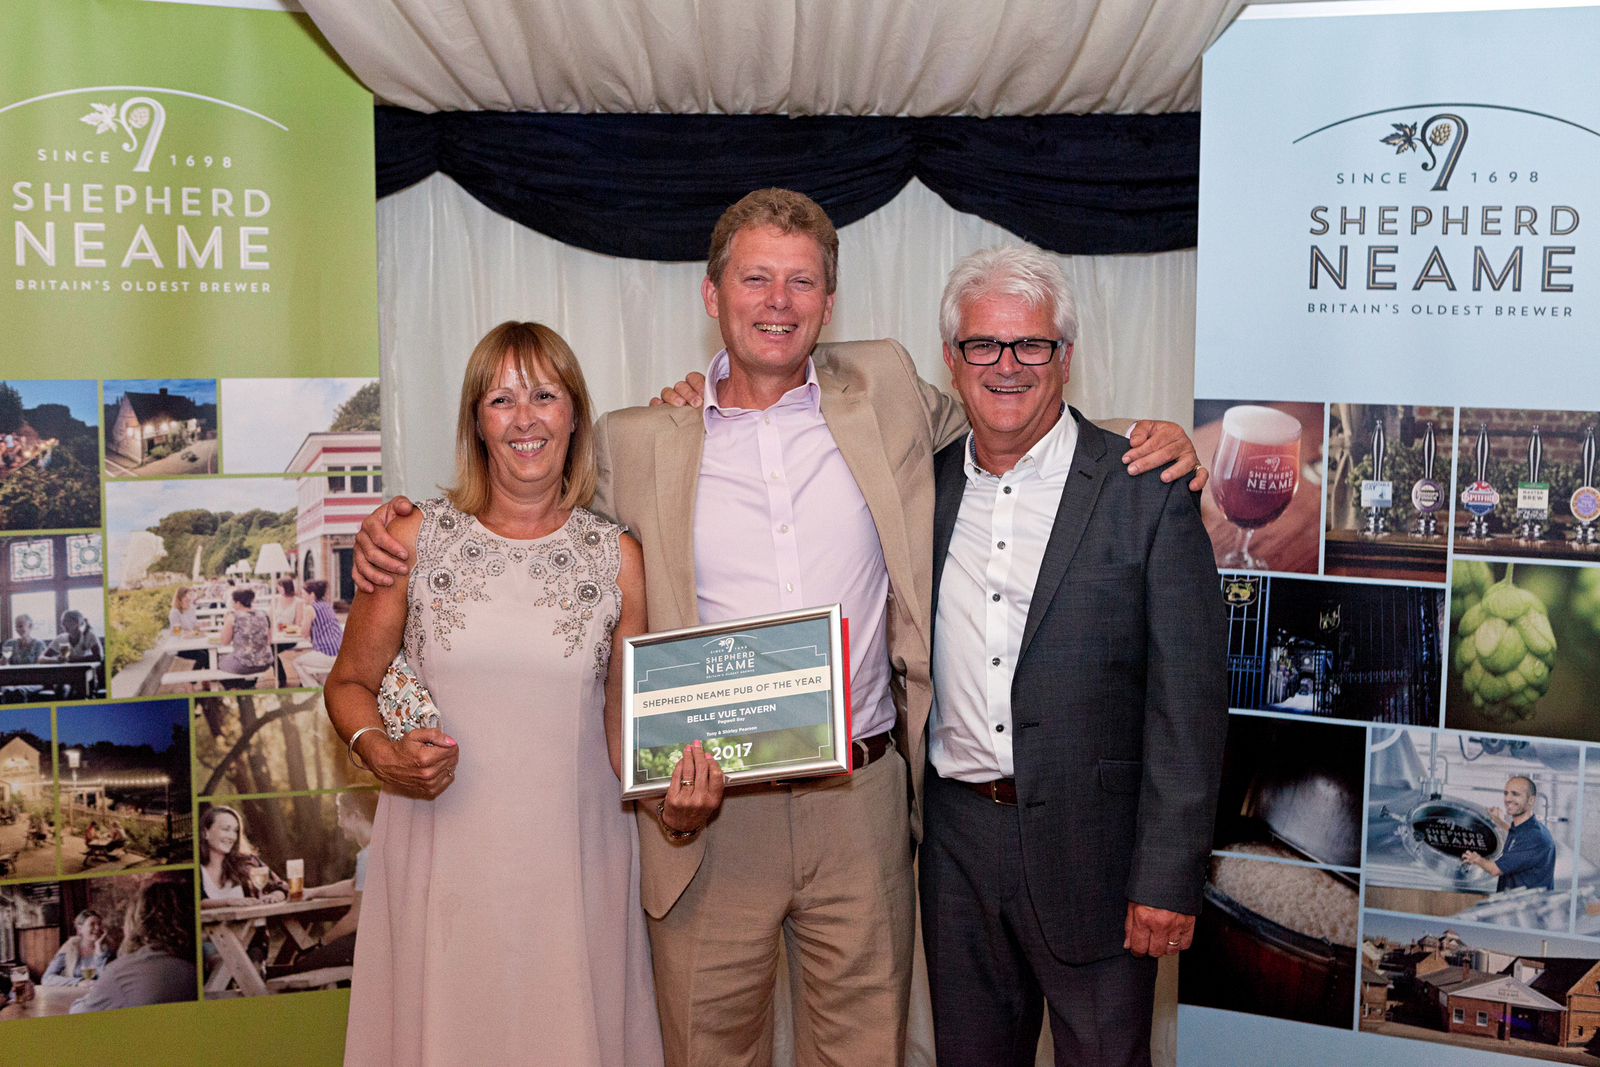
left=285, top=430, right=381, bottom=606
left=1217, top=573, right=1444, bottom=723
left=1362, top=912, right=1600, bottom=1061
left=103, top=380, right=218, bottom=477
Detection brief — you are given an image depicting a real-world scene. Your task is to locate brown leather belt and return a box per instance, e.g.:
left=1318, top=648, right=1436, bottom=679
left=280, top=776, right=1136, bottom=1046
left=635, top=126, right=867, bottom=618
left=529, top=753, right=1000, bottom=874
left=852, top=731, right=892, bottom=770
left=961, top=777, right=1018, bottom=805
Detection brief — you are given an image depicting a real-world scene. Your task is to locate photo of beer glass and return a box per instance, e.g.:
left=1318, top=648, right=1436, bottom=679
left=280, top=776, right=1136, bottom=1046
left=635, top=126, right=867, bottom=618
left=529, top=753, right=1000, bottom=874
left=248, top=865, right=270, bottom=895
left=286, top=858, right=304, bottom=901
left=1212, top=405, right=1302, bottom=570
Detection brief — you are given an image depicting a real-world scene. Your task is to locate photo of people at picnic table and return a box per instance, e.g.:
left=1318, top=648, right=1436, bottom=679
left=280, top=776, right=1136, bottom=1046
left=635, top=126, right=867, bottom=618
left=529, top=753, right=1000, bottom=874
left=0, top=533, right=106, bottom=704
left=55, top=700, right=192, bottom=875
left=106, top=477, right=349, bottom=698
left=197, top=792, right=373, bottom=999
left=0, top=872, right=197, bottom=1019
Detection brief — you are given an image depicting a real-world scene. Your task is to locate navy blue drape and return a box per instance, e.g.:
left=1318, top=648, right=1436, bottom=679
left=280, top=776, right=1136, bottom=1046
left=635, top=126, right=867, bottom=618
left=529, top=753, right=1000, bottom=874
left=375, top=107, right=1199, bottom=260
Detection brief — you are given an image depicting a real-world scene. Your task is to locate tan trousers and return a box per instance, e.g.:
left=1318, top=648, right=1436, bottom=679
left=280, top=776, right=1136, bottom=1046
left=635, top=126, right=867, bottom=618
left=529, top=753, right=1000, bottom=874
left=647, top=747, right=915, bottom=1067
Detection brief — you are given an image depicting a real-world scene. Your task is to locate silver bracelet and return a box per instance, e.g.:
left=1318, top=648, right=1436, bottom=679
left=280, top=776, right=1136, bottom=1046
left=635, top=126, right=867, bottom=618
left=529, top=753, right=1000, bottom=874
left=347, top=726, right=384, bottom=771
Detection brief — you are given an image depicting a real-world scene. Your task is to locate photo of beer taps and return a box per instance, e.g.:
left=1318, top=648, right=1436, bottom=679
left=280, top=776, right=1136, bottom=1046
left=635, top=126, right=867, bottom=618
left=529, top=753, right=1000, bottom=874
left=1194, top=400, right=1326, bottom=575
left=1364, top=728, right=1581, bottom=933
left=1324, top=404, right=1453, bottom=583
left=1446, top=561, right=1600, bottom=742
left=1219, top=573, right=1443, bottom=724
left=1452, top=409, right=1600, bottom=562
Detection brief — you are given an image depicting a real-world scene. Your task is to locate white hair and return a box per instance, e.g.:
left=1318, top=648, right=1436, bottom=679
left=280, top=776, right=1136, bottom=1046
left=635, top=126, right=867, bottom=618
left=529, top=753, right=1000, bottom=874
left=939, top=245, right=1079, bottom=348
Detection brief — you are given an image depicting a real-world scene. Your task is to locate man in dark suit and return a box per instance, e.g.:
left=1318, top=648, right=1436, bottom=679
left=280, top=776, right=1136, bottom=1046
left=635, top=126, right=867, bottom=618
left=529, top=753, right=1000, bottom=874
left=921, top=245, right=1229, bottom=1067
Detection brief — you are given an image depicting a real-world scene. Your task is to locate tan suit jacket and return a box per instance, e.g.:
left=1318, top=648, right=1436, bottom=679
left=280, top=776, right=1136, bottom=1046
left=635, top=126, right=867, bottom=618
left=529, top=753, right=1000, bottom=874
left=592, top=338, right=966, bottom=918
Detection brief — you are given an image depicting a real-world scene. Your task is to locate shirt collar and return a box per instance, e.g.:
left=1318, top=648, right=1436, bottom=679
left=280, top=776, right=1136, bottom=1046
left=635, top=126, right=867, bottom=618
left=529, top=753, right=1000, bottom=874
left=963, top=402, right=1077, bottom=482
left=703, top=349, right=821, bottom=427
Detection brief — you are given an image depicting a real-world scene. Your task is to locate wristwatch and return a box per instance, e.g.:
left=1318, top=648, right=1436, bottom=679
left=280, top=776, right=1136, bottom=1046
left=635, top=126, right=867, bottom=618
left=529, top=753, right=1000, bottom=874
left=655, top=800, right=700, bottom=841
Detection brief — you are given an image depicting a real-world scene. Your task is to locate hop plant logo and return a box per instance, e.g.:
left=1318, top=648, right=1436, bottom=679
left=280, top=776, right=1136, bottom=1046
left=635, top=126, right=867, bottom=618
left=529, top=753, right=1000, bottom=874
left=78, top=96, right=167, bottom=172
left=1378, top=112, right=1469, bottom=191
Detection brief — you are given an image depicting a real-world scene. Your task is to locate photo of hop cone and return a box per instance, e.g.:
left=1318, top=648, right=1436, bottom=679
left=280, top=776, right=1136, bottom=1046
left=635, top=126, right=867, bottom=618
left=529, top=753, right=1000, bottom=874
left=1575, top=568, right=1600, bottom=639
left=1451, top=559, right=1495, bottom=624
left=1454, top=568, right=1557, bottom=722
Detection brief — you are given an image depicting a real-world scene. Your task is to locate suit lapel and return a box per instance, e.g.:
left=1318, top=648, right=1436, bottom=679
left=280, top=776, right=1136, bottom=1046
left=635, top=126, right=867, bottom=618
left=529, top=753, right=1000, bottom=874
left=818, top=367, right=925, bottom=645
left=1019, top=410, right=1109, bottom=662
left=654, top=404, right=706, bottom=628
left=929, top=438, right=969, bottom=642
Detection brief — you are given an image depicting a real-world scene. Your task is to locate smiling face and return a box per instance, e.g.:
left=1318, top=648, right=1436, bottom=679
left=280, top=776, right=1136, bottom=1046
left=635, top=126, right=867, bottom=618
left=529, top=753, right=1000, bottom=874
left=942, top=292, right=1071, bottom=450
left=476, top=353, right=574, bottom=497
left=204, top=809, right=239, bottom=856
left=1504, top=777, right=1535, bottom=819
left=702, top=225, right=835, bottom=383
left=77, top=912, right=104, bottom=944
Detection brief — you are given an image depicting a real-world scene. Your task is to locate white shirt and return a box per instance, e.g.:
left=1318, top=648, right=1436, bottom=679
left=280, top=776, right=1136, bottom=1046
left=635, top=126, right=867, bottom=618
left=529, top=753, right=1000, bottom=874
left=929, top=409, right=1079, bottom=782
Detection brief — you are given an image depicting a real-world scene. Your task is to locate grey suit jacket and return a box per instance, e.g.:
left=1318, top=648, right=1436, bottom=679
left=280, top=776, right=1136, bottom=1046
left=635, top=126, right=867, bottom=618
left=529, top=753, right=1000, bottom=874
left=592, top=338, right=967, bottom=918
left=930, top=409, right=1229, bottom=965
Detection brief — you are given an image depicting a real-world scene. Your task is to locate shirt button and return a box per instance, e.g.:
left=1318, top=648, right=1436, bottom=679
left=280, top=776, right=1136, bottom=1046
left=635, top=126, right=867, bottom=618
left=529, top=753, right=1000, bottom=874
left=786, top=583, right=794, bottom=592
left=995, top=724, right=1005, bottom=733
left=997, top=541, right=1006, bottom=549
left=770, top=472, right=779, bottom=480
left=991, top=593, right=1000, bottom=602
left=1003, top=486, right=1012, bottom=494
left=780, top=524, right=789, bottom=533
left=991, top=657, right=1000, bottom=666
left=764, top=416, right=771, bottom=425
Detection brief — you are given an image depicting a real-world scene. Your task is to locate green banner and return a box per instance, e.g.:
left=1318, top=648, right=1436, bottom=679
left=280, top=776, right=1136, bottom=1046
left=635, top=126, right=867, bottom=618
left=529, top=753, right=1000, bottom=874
left=0, top=2, right=377, bottom=1064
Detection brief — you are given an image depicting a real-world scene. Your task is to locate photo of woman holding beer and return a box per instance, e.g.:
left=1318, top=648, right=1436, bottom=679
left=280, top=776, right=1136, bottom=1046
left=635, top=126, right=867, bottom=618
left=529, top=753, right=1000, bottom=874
left=1193, top=399, right=1326, bottom=574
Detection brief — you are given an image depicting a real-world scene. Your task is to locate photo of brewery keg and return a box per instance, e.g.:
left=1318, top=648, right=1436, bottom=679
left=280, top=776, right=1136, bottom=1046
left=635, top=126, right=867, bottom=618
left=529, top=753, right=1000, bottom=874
left=1365, top=727, right=1582, bottom=931
left=1194, top=399, right=1326, bottom=575
left=1178, top=844, right=1358, bottom=1029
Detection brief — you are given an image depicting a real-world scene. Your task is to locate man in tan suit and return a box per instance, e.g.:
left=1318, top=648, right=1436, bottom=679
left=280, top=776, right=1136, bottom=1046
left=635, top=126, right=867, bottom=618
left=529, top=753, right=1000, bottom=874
left=353, top=189, right=1201, bottom=1067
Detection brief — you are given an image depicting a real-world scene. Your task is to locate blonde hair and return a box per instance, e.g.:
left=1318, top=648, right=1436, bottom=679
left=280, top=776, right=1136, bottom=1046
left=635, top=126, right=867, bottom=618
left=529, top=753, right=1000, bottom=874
left=447, top=322, right=597, bottom=516
left=706, top=189, right=839, bottom=294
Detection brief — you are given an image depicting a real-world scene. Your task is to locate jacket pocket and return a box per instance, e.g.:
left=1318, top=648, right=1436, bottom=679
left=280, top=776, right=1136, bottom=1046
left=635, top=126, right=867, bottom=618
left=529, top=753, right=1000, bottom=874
left=1064, top=562, right=1143, bottom=585
left=1099, top=758, right=1143, bottom=795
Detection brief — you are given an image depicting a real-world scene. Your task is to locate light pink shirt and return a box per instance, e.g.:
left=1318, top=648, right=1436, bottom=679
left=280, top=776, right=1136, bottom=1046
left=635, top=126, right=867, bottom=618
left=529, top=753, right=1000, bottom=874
left=693, top=350, right=894, bottom=741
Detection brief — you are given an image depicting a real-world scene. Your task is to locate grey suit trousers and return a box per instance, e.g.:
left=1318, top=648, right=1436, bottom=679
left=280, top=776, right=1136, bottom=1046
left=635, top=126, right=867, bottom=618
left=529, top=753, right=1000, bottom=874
left=920, top=767, right=1158, bottom=1067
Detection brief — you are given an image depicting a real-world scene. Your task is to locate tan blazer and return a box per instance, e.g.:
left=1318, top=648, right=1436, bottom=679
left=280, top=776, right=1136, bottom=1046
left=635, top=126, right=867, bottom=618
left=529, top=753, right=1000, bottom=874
left=592, top=338, right=966, bottom=917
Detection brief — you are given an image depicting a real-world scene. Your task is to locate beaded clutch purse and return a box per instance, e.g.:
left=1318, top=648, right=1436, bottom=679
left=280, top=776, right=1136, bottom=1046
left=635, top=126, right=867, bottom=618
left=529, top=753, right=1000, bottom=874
left=377, top=651, right=442, bottom=740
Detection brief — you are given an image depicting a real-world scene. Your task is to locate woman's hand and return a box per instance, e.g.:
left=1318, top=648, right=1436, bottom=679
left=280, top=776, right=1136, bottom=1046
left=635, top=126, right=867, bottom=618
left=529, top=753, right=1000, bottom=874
left=260, top=890, right=288, bottom=904
left=357, top=727, right=459, bottom=800
left=660, top=741, right=725, bottom=834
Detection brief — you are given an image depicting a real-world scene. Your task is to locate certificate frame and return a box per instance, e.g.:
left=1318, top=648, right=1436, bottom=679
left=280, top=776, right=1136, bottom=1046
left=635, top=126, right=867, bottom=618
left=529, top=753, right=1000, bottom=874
left=620, top=604, right=851, bottom=800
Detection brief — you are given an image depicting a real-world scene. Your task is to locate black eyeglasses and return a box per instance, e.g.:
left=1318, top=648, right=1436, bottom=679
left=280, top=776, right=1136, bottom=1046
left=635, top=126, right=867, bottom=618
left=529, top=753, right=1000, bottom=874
left=954, top=337, right=1064, bottom=366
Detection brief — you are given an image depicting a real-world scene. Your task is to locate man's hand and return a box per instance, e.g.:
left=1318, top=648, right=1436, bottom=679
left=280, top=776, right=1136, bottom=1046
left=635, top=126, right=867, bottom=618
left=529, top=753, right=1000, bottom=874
left=660, top=740, right=725, bottom=835
left=1460, top=850, right=1499, bottom=875
left=1487, top=806, right=1510, bottom=830
left=1123, top=420, right=1208, bottom=491
left=1125, top=901, right=1195, bottom=958
left=649, top=371, right=707, bottom=408
left=353, top=496, right=416, bottom=593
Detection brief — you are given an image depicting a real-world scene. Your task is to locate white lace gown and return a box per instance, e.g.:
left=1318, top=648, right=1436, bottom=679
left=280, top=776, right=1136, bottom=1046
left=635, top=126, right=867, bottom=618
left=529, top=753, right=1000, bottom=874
left=345, top=500, right=662, bottom=1067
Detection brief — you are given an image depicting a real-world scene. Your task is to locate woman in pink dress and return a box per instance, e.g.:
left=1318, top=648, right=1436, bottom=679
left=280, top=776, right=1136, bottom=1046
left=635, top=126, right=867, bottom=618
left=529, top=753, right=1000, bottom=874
left=326, top=322, right=660, bottom=1067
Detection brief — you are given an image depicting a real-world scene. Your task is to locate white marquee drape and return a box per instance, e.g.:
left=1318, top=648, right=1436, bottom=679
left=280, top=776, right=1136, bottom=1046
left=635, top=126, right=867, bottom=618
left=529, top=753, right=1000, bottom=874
left=377, top=174, right=1196, bottom=501
left=302, top=0, right=1244, bottom=115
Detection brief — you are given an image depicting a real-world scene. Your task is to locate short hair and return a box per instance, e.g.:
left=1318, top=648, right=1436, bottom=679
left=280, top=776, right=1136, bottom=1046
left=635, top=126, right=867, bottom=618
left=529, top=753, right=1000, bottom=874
left=938, top=245, right=1079, bottom=348
left=706, top=189, right=839, bottom=295
left=231, top=589, right=256, bottom=609
left=448, top=321, right=597, bottom=517
left=170, top=587, right=192, bottom=611
left=122, top=879, right=193, bottom=958
left=305, top=580, right=329, bottom=601
left=13, top=613, right=31, bottom=627
left=1508, top=775, right=1537, bottom=797
left=73, top=907, right=102, bottom=930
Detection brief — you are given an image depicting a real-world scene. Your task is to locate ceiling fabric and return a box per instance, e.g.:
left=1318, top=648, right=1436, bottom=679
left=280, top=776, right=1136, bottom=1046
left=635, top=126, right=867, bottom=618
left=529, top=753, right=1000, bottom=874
left=299, top=0, right=1245, bottom=115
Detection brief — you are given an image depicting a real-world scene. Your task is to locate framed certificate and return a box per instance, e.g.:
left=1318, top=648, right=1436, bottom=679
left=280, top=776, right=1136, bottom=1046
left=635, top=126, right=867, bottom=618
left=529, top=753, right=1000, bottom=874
left=620, top=604, right=851, bottom=800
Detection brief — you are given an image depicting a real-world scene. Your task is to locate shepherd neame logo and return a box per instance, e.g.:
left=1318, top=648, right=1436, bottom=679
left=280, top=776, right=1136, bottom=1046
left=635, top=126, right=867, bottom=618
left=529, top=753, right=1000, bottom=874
left=705, top=636, right=757, bottom=678
left=1297, top=103, right=1594, bottom=311
left=7, top=86, right=285, bottom=293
